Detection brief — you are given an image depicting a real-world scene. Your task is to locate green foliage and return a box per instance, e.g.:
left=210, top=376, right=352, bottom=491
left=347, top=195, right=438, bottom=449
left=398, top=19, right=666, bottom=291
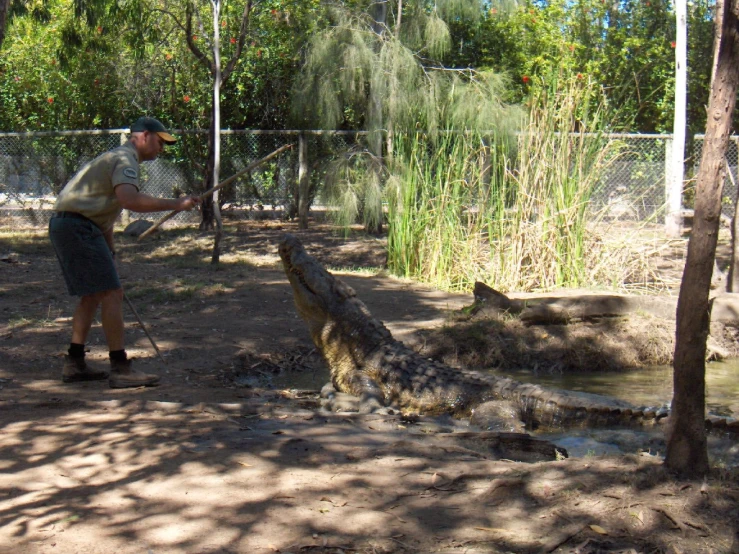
left=321, top=146, right=385, bottom=234
left=0, top=0, right=323, bottom=132
left=386, top=71, right=623, bottom=292
left=291, top=1, right=514, bottom=134
left=0, top=0, right=722, bottom=136
left=448, top=0, right=719, bottom=134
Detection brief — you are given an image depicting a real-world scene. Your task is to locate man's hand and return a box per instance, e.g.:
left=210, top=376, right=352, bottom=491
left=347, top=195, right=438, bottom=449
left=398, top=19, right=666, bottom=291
left=177, top=196, right=201, bottom=211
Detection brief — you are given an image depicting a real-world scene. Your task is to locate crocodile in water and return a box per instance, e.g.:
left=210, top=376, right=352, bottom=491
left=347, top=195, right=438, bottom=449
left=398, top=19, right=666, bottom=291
left=279, top=234, right=738, bottom=433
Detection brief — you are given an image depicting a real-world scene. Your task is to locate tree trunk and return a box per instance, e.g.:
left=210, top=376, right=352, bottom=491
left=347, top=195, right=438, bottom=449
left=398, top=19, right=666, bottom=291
left=665, top=0, right=739, bottom=477
left=210, top=0, right=223, bottom=265
left=297, top=132, right=310, bottom=229
left=730, top=169, right=739, bottom=291
left=711, top=0, right=724, bottom=85
left=200, top=128, right=217, bottom=231
left=0, top=0, right=9, bottom=51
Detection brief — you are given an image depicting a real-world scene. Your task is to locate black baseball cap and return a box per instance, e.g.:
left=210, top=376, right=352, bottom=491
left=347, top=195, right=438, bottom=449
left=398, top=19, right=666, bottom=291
left=130, top=117, right=177, bottom=144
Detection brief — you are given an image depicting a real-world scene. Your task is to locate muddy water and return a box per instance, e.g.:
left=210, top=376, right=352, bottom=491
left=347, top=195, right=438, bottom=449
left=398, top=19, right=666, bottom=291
left=490, top=359, right=739, bottom=419
left=491, top=360, right=739, bottom=464
left=270, top=359, right=739, bottom=464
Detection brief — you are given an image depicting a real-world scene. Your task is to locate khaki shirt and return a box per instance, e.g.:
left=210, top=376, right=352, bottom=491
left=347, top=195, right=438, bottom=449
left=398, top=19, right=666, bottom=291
left=55, top=141, right=140, bottom=231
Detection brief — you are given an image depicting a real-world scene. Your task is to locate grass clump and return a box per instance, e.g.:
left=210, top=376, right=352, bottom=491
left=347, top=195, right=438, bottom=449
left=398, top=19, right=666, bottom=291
left=385, top=72, right=628, bottom=292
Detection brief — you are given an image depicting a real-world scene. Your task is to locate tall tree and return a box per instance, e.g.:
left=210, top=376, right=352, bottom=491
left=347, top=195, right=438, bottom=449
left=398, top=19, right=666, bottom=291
left=665, top=0, right=739, bottom=477
left=292, top=0, right=521, bottom=232
left=178, top=0, right=253, bottom=236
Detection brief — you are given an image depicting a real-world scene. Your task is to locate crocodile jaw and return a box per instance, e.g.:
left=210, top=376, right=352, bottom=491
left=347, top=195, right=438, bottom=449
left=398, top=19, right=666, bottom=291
left=278, top=234, right=386, bottom=367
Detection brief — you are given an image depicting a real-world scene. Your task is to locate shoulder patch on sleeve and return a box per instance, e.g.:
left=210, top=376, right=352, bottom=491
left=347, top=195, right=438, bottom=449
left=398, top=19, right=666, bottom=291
left=123, top=167, right=138, bottom=179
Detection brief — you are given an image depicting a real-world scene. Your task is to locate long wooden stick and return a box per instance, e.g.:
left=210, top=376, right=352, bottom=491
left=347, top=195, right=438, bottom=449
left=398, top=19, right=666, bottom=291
left=138, top=143, right=294, bottom=240
left=123, top=292, right=167, bottom=365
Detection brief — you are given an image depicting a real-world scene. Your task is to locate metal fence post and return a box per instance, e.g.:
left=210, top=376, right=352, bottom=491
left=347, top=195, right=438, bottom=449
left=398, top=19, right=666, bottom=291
left=119, top=130, right=131, bottom=226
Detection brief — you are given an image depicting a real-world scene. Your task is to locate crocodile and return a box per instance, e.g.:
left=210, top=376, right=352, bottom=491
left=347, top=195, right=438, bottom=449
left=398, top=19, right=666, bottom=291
left=279, top=233, right=739, bottom=433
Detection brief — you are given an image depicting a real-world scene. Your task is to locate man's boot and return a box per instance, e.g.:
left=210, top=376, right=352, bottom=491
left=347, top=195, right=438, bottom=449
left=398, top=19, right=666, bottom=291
left=62, top=355, right=109, bottom=383
left=109, top=358, right=160, bottom=389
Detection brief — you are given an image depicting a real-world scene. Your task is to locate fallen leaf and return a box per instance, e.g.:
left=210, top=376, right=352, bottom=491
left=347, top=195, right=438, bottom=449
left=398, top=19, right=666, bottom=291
left=589, top=524, right=608, bottom=535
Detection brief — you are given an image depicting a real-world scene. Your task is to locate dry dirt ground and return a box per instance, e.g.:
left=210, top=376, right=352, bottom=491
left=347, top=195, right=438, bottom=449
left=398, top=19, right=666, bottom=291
left=1, top=219, right=739, bottom=554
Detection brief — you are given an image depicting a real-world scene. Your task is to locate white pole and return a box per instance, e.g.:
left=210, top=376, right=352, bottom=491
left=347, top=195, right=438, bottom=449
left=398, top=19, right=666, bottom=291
left=666, top=0, right=687, bottom=237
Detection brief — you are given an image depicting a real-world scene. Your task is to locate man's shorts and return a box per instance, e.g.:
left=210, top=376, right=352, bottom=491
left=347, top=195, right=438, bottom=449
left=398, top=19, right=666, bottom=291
left=49, top=213, right=120, bottom=297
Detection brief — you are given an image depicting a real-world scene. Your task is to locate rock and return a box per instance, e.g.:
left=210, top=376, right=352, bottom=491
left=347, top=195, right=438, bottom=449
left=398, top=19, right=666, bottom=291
left=123, top=219, right=154, bottom=237
left=470, top=400, right=526, bottom=433
left=710, top=293, right=739, bottom=326
left=471, top=282, right=525, bottom=315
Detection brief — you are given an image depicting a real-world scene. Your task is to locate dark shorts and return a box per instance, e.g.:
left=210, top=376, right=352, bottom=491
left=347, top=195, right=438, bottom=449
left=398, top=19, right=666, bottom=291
left=49, top=213, right=120, bottom=297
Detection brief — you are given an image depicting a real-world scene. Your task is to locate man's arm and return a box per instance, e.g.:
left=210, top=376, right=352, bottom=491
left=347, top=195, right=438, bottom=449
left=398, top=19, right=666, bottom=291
left=115, top=184, right=200, bottom=213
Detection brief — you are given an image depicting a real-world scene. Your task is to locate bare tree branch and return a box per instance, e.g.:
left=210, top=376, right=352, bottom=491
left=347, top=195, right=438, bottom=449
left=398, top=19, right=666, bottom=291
left=186, top=2, right=214, bottom=75
left=222, top=0, right=252, bottom=85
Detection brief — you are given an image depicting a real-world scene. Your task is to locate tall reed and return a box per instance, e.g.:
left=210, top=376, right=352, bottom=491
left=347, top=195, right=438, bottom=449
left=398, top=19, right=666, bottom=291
left=386, top=131, right=498, bottom=290
left=386, top=73, right=623, bottom=292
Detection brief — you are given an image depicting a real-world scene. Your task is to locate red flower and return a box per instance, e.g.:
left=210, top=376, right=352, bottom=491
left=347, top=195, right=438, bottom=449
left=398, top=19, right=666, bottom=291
left=577, top=73, right=583, bottom=80
left=221, top=20, right=226, bottom=27
left=192, top=35, right=198, bottom=41
left=183, top=95, right=191, bottom=103
left=97, top=26, right=102, bottom=33
left=47, top=97, right=54, bottom=104
left=670, top=41, right=676, bottom=48
left=230, top=38, right=236, bottom=44
left=569, top=45, right=575, bottom=52
left=271, top=9, right=277, bottom=15
left=165, top=53, right=173, bottom=61
left=522, top=75, right=529, bottom=84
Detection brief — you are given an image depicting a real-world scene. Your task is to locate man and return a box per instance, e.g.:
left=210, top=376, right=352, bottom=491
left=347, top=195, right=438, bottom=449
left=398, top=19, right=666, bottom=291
left=49, top=116, right=201, bottom=388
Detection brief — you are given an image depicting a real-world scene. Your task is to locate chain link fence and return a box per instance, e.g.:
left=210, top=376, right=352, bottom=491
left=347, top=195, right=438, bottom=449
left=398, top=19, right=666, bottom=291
left=692, top=135, right=739, bottom=221
left=591, top=134, right=670, bottom=222
left=1, top=130, right=736, bottom=229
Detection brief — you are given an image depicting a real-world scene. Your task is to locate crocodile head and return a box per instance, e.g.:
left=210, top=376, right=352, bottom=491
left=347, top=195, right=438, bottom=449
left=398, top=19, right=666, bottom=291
left=279, top=234, right=390, bottom=369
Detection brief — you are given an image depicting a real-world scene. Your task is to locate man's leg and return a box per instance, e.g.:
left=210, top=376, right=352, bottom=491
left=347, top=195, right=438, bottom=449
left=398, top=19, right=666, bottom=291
left=63, top=292, right=109, bottom=383
left=72, top=292, right=104, bottom=345
left=100, top=287, right=160, bottom=389
left=99, top=288, right=125, bottom=351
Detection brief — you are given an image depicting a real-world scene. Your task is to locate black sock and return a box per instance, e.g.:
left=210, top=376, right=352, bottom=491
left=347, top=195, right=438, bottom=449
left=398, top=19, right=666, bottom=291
left=109, top=350, right=127, bottom=362
left=68, top=343, right=85, bottom=358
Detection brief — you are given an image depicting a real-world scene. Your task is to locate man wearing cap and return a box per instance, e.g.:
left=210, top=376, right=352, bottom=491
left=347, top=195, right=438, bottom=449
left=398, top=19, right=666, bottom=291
left=49, top=116, right=201, bottom=388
